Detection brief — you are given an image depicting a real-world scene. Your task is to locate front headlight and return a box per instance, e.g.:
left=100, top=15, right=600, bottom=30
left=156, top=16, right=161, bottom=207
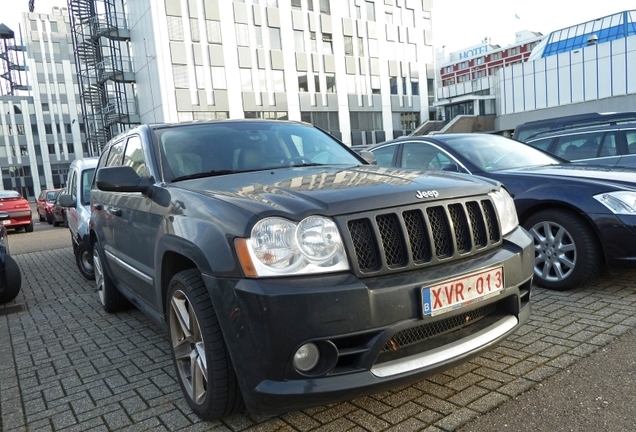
left=235, top=216, right=349, bottom=277
left=594, top=191, right=636, bottom=215
left=489, top=188, right=519, bottom=236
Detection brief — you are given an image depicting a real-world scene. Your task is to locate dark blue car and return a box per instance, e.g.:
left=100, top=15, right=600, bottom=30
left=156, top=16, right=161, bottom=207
left=0, top=212, right=22, bottom=304
left=367, top=133, right=636, bottom=291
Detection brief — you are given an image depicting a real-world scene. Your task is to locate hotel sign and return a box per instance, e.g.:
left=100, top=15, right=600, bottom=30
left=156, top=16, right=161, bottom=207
left=458, top=44, right=489, bottom=60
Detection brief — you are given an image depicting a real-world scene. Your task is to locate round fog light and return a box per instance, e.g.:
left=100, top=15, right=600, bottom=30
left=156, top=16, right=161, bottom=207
left=293, top=343, right=320, bottom=372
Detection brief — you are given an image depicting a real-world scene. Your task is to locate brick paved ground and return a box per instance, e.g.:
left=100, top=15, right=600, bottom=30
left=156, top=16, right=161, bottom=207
left=1, top=247, right=636, bottom=432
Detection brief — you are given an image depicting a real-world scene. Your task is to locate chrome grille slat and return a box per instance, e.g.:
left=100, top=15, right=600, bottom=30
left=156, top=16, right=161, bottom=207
left=343, top=197, right=502, bottom=276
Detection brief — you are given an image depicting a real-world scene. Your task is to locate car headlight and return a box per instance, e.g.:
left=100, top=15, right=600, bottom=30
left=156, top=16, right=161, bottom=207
left=235, top=216, right=349, bottom=277
left=489, top=188, right=518, bottom=236
left=594, top=191, right=636, bottom=215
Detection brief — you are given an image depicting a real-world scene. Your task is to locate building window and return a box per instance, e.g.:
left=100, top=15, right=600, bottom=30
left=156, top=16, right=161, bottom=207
left=50, top=21, right=58, bottom=32
left=325, top=73, right=336, bottom=92
left=167, top=16, right=184, bottom=41
left=357, top=37, right=364, bottom=56
left=490, top=51, right=501, bottom=60
left=459, top=61, right=469, bottom=69
left=240, top=69, right=253, bottom=91
left=45, top=124, right=53, bottom=134
left=298, top=73, right=308, bottom=92
left=291, top=0, right=301, bottom=9
left=411, top=79, right=419, bottom=96
left=322, top=33, right=333, bottom=54
left=17, top=125, right=25, bottom=135
left=30, top=20, right=38, bottom=31
left=474, top=69, right=486, bottom=79
left=301, top=111, right=340, bottom=132
left=42, top=103, right=49, bottom=113
left=309, top=32, right=317, bottom=51
left=350, top=112, right=383, bottom=131
left=508, top=47, right=519, bottom=56
left=371, top=75, right=380, bottom=94
left=458, top=73, right=470, bottom=82
left=266, top=0, right=278, bottom=6
left=270, top=27, right=282, bottom=50
left=245, top=111, right=288, bottom=119
left=307, top=0, right=313, bottom=11
left=319, top=0, right=330, bottom=14
left=390, top=77, right=398, bottom=95
left=206, top=20, right=222, bottom=44
left=173, top=65, right=189, bottom=88
left=314, top=75, right=321, bottom=93
left=344, top=36, right=354, bottom=56
left=211, top=67, right=226, bottom=89
left=190, top=18, right=200, bottom=42
left=294, top=30, right=305, bottom=51
left=273, top=70, right=285, bottom=91
left=400, top=112, right=420, bottom=130
left=235, top=23, right=249, bottom=46
left=365, top=1, right=375, bottom=21
left=65, top=123, right=72, bottom=134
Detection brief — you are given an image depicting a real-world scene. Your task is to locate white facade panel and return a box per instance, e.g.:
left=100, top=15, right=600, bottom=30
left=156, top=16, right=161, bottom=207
left=534, top=60, right=547, bottom=110
left=557, top=53, right=572, bottom=106
left=523, top=63, right=536, bottom=111
left=597, top=43, right=613, bottom=99
left=611, top=39, right=627, bottom=96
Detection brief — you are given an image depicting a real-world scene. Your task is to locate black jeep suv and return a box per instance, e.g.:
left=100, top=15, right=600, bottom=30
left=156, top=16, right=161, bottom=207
left=89, top=120, right=533, bottom=420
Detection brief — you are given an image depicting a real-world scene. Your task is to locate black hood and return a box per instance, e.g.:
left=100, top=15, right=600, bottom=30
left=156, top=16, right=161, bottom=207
left=172, top=165, right=500, bottom=218
left=498, top=164, right=636, bottom=190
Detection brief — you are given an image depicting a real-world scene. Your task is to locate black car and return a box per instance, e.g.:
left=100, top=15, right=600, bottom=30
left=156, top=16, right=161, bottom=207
left=524, top=121, right=636, bottom=168
left=88, top=120, right=534, bottom=420
left=0, top=212, right=22, bottom=304
left=367, top=134, right=636, bottom=291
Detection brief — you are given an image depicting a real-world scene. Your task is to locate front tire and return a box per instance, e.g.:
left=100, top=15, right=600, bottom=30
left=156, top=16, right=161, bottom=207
left=76, top=242, right=95, bottom=280
left=0, top=255, right=22, bottom=304
left=523, top=209, right=601, bottom=290
left=46, top=212, right=53, bottom=225
left=167, top=269, right=243, bottom=420
left=92, top=242, right=130, bottom=312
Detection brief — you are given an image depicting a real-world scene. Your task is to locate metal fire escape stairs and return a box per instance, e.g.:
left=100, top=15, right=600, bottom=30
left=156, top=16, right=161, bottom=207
left=0, top=23, right=29, bottom=96
left=68, top=0, right=139, bottom=155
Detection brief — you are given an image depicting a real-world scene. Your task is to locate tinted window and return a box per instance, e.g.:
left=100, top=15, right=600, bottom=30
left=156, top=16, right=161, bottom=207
left=526, top=138, right=553, bottom=151
left=555, top=132, right=604, bottom=160
left=372, top=145, right=397, bottom=167
left=105, top=141, right=124, bottom=167
left=123, top=135, right=147, bottom=176
left=626, top=131, right=636, bottom=154
left=401, top=143, right=453, bottom=170
left=81, top=168, right=95, bottom=205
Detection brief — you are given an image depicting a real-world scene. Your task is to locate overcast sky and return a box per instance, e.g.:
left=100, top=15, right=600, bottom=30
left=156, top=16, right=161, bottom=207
left=432, top=0, right=636, bottom=52
left=2, top=0, right=635, bottom=53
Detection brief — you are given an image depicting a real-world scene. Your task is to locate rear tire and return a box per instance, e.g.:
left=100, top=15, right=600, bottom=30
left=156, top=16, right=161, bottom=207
left=39, top=213, right=45, bottom=222
left=92, top=241, right=130, bottom=312
left=0, top=255, right=22, bottom=304
left=46, top=212, right=53, bottom=225
left=24, top=223, right=33, bottom=233
left=523, top=209, right=601, bottom=290
left=75, top=242, right=95, bottom=281
left=167, top=269, right=243, bottom=420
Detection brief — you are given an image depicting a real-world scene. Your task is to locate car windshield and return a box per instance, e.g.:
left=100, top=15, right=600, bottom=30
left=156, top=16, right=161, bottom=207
left=438, top=134, right=562, bottom=172
left=154, top=121, right=362, bottom=181
left=46, top=191, right=60, bottom=201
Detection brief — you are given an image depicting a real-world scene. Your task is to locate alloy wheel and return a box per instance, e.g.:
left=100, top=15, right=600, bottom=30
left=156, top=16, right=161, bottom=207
left=529, top=220, right=577, bottom=282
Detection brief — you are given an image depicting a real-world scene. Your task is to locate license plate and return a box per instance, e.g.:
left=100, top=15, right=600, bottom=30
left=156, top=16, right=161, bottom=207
left=421, top=267, right=504, bottom=317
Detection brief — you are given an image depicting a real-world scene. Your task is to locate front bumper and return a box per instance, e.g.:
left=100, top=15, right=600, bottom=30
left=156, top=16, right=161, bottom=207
left=205, top=226, right=533, bottom=415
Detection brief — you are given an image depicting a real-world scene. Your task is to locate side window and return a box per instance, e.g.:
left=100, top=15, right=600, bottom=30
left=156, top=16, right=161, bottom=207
left=373, top=145, right=398, bottom=167
left=67, top=170, right=77, bottom=202
left=555, top=132, right=604, bottom=160
left=599, top=132, right=618, bottom=157
left=122, top=135, right=147, bottom=176
left=80, top=168, right=95, bottom=205
left=105, top=141, right=124, bottom=166
left=626, top=131, right=636, bottom=154
left=401, top=143, right=453, bottom=170
left=526, top=138, right=553, bottom=152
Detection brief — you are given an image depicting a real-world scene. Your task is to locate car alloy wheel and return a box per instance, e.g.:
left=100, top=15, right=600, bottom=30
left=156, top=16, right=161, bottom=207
left=166, top=269, right=243, bottom=420
left=524, top=209, right=600, bottom=290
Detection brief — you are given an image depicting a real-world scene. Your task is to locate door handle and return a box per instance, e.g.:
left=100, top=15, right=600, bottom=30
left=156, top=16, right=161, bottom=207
left=110, top=207, right=122, bottom=217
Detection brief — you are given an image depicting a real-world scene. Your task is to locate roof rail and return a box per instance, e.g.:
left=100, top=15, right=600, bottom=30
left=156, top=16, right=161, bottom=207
left=524, top=112, right=636, bottom=141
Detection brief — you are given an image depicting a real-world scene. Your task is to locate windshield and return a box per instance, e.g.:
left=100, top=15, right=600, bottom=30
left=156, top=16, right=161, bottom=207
left=46, top=191, right=60, bottom=201
left=438, top=134, right=561, bottom=172
left=154, top=121, right=362, bottom=181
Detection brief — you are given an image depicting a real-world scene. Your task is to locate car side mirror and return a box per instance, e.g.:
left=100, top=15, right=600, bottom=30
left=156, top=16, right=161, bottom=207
left=96, top=166, right=151, bottom=193
left=359, top=150, right=377, bottom=165
left=58, top=193, right=76, bottom=208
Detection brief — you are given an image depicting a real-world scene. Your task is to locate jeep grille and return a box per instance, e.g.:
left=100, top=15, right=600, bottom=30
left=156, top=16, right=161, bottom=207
left=343, top=197, right=502, bottom=275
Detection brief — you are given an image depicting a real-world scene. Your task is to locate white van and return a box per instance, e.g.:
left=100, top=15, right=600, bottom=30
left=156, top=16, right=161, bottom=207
left=59, top=157, right=99, bottom=280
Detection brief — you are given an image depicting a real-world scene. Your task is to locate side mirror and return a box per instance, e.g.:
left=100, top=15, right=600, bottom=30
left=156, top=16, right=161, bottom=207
left=96, top=166, right=151, bottom=193
left=359, top=150, right=377, bottom=165
left=58, top=194, right=76, bottom=208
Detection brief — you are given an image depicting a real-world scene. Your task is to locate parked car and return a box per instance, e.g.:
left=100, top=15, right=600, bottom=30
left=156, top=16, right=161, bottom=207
left=524, top=122, right=636, bottom=168
left=49, top=187, right=68, bottom=227
left=513, top=111, right=636, bottom=142
left=0, top=212, right=22, bottom=304
left=58, top=157, right=99, bottom=281
left=88, top=120, right=533, bottom=420
left=366, top=134, right=636, bottom=291
left=36, top=188, right=62, bottom=225
left=0, top=190, right=33, bottom=233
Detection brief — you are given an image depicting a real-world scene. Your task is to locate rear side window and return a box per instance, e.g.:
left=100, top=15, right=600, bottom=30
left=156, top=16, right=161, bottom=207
left=626, top=131, right=636, bottom=154
left=526, top=138, right=553, bottom=151
left=373, top=145, right=398, bottom=167
left=555, top=132, right=604, bottom=160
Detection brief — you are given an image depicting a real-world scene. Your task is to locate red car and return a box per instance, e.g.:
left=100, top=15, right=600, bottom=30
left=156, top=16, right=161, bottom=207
left=0, top=190, right=33, bottom=232
left=36, top=188, right=62, bottom=225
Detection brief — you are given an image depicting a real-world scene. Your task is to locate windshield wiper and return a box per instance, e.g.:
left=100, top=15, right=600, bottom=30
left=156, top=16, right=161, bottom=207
left=289, top=162, right=325, bottom=167
left=172, top=170, right=237, bottom=182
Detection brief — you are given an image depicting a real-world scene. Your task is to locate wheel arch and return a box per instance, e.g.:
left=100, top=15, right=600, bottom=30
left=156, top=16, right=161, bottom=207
left=517, top=201, right=606, bottom=265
